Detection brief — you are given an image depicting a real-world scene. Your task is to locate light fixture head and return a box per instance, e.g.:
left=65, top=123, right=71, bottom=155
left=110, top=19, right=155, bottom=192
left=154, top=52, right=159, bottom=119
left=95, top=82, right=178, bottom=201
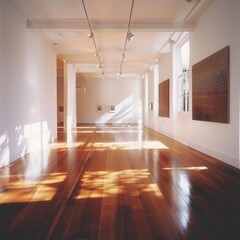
left=94, top=52, right=98, bottom=57
left=97, top=64, right=102, bottom=68
left=123, top=53, right=127, bottom=58
left=168, top=38, right=176, bottom=45
left=127, top=30, right=134, bottom=41
left=88, top=30, right=94, bottom=39
left=149, top=64, right=153, bottom=71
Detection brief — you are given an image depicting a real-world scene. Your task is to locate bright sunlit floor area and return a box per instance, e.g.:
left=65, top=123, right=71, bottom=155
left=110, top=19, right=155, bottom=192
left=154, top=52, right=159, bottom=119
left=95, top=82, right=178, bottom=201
left=0, top=124, right=240, bottom=240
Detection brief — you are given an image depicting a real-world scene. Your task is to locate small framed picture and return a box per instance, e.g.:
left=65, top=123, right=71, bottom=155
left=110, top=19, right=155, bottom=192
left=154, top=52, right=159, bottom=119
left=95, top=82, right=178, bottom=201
left=149, top=102, right=153, bottom=111
left=110, top=105, right=115, bottom=112
left=97, top=105, right=102, bottom=111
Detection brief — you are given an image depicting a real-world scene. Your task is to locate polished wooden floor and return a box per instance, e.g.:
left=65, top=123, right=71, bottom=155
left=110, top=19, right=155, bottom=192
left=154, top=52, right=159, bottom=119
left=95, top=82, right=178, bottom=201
left=0, top=124, right=240, bottom=240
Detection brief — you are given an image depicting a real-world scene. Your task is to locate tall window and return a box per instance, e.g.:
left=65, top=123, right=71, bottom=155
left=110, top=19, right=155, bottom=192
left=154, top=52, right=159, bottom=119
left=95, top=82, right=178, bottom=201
left=178, top=37, right=189, bottom=112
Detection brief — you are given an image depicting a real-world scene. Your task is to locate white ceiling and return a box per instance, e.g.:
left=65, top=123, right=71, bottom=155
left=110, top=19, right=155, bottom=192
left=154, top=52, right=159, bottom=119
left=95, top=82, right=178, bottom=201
left=11, top=0, right=212, bottom=80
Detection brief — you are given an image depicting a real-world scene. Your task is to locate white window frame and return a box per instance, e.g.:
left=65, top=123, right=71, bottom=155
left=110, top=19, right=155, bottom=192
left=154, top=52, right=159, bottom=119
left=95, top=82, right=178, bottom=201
left=177, top=36, right=189, bottom=112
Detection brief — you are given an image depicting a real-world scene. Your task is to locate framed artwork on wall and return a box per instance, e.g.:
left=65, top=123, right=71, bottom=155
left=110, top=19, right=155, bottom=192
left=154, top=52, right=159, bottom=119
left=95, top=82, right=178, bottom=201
left=149, top=102, right=153, bottom=111
left=158, top=79, right=170, bottom=117
left=110, top=105, right=115, bottom=112
left=192, top=46, right=230, bottom=123
left=97, top=105, right=102, bottom=111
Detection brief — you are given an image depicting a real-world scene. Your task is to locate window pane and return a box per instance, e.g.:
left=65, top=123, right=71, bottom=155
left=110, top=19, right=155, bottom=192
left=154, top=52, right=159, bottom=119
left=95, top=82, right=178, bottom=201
left=178, top=37, right=189, bottom=112
left=180, top=41, right=189, bottom=72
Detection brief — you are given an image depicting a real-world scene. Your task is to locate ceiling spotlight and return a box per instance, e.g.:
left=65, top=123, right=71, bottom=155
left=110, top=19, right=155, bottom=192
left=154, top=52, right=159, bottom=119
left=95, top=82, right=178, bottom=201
left=88, top=30, right=94, bottom=39
left=127, top=30, right=134, bottom=41
left=94, top=52, right=98, bottom=57
left=97, top=64, right=102, bottom=68
left=168, top=39, right=176, bottom=45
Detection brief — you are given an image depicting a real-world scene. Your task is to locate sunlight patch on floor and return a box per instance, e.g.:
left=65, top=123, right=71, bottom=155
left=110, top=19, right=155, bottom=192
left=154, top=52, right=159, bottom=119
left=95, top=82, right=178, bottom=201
left=74, top=130, right=95, bottom=133
left=90, top=141, right=168, bottom=150
left=49, top=142, right=84, bottom=150
left=163, top=166, right=208, bottom=171
left=0, top=172, right=67, bottom=203
left=74, top=169, right=162, bottom=200
left=95, top=130, right=142, bottom=133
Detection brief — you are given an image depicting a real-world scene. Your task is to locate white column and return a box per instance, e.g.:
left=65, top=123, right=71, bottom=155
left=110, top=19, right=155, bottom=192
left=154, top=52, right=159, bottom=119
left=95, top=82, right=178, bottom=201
left=64, top=63, right=77, bottom=134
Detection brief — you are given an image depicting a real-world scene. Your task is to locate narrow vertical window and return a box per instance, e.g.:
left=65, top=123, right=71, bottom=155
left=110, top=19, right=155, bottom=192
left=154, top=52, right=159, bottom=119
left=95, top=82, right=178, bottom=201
left=178, top=37, right=189, bottom=112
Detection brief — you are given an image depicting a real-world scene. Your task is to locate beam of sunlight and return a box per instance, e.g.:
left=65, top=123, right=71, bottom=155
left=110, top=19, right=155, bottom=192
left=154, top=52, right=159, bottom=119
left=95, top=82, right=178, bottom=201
left=91, top=141, right=168, bottom=150
left=41, top=121, right=50, bottom=144
left=49, top=142, right=84, bottom=150
left=23, top=122, right=50, bottom=153
left=0, top=172, right=66, bottom=203
left=95, top=95, right=134, bottom=124
left=73, top=130, right=95, bottom=133
left=74, top=125, right=142, bottom=134
left=97, top=125, right=139, bottom=129
left=76, top=126, right=97, bottom=129
left=39, top=173, right=67, bottom=184
left=0, top=122, right=52, bottom=170
left=0, top=132, right=10, bottom=168
left=74, top=169, right=162, bottom=200
left=163, top=166, right=208, bottom=171
left=143, top=183, right=163, bottom=198
left=31, top=185, right=56, bottom=202
left=95, top=130, right=142, bottom=133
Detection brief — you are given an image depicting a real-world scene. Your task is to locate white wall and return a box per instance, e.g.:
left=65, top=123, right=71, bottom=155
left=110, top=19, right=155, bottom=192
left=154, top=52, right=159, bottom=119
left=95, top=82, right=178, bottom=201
left=143, top=74, right=149, bottom=126
left=188, top=0, right=239, bottom=168
left=0, top=0, right=2, bottom=149
left=145, top=53, right=173, bottom=137
left=64, top=64, right=77, bottom=132
left=0, top=0, right=57, bottom=168
left=143, top=0, right=240, bottom=168
left=76, top=77, right=142, bottom=124
left=147, top=67, right=155, bottom=128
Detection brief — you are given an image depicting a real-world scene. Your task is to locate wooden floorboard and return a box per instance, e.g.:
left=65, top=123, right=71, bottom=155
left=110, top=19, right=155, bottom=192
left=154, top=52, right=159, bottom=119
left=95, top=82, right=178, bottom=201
left=0, top=124, right=240, bottom=240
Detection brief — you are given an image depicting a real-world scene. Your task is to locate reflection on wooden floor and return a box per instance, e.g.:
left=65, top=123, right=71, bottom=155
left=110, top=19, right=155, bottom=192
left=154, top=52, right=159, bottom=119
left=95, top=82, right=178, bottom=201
left=0, top=124, right=240, bottom=239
